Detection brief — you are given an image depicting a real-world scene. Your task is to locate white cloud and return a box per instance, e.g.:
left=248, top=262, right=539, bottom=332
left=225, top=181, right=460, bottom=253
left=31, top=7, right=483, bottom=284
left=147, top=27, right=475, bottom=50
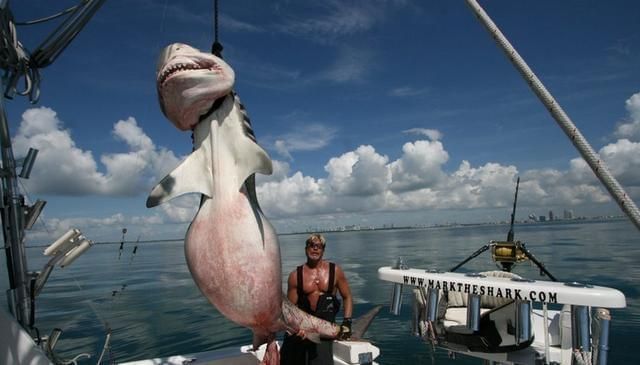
left=321, top=47, right=373, bottom=83
left=26, top=214, right=128, bottom=243
left=613, top=92, right=640, bottom=141
left=14, top=107, right=181, bottom=197
left=325, top=145, right=390, bottom=196
left=19, top=88, right=640, bottom=238
left=275, top=140, right=293, bottom=161
left=276, top=2, right=379, bottom=40
left=446, top=161, right=519, bottom=208
left=220, top=14, right=263, bottom=33
left=256, top=159, right=291, bottom=184
left=599, top=138, right=640, bottom=186
left=403, top=128, right=442, bottom=141
left=626, top=92, right=640, bottom=123
left=258, top=140, right=517, bottom=218
left=256, top=120, right=639, bottom=224
left=158, top=195, right=199, bottom=223
left=257, top=172, right=328, bottom=217
left=521, top=166, right=611, bottom=206
left=389, top=87, right=429, bottom=97
left=266, top=123, right=337, bottom=160
left=389, top=140, right=449, bottom=192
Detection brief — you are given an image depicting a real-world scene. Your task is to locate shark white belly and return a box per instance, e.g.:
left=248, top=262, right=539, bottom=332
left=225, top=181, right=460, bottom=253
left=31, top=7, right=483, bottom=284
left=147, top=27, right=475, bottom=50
left=185, top=187, right=282, bottom=333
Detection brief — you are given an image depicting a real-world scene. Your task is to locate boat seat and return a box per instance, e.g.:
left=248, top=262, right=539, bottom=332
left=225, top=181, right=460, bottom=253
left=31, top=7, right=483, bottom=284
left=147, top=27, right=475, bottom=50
left=442, top=307, right=492, bottom=329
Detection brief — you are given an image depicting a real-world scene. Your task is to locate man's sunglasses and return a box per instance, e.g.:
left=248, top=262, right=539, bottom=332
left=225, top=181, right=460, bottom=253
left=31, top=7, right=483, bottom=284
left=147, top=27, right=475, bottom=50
left=306, top=243, right=325, bottom=250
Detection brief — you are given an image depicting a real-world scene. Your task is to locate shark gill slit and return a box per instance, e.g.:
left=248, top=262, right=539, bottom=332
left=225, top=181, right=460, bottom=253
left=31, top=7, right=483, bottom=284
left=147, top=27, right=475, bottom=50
left=233, top=92, right=257, bottom=143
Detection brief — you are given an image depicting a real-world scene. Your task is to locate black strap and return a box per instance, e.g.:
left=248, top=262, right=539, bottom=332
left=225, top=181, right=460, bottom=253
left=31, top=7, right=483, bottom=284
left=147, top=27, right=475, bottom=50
left=328, top=262, right=335, bottom=293
left=296, top=265, right=304, bottom=301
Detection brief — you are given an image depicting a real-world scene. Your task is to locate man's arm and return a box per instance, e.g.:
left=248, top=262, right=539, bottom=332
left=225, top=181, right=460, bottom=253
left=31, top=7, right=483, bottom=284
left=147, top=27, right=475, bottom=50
left=287, top=270, right=298, bottom=305
left=335, top=264, right=353, bottom=339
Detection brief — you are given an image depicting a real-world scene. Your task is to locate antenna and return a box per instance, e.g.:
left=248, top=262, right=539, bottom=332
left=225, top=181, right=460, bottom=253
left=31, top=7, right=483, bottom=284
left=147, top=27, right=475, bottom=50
left=507, top=177, right=520, bottom=242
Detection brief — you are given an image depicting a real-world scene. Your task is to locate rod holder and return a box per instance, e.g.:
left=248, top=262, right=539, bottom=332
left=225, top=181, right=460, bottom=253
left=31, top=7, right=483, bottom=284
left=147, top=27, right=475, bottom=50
left=18, top=148, right=38, bottom=179
left=515, top=300, right=532, bottom=344
left=412, top=290, right=421, bottom=337
left=48, top=328, right=63, bottom=352
left=390, top=283, right=403, bottom=316
left=389, top=257, right=407, bottom=315
left=24, top=199, right=46, bottom=230
left=571, top=305, right=591, bottom=352
left=426, top=287, right=439, bottom=322
left=593, top=308, right=611, bottom=365
left=466, top=294, right=481, bottom=332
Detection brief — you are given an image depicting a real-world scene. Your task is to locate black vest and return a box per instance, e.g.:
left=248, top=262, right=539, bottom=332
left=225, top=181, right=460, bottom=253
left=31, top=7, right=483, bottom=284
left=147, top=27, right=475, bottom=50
left=296, top=262, right=340, bottom=322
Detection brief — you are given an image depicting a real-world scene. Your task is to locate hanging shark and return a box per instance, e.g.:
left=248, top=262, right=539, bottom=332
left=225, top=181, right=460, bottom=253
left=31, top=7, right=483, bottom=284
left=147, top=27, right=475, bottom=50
left=148, top=43, right=381, bottom=364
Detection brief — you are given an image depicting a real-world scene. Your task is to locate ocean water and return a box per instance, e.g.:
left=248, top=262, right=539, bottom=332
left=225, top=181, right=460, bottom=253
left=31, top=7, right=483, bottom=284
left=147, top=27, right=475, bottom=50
left=1, top=219, right=639, bottom=364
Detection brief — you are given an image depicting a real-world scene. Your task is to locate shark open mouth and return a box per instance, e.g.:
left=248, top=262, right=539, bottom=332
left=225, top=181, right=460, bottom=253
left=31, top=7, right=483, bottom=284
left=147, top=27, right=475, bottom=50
left=158, top=61, right=224, bottom=86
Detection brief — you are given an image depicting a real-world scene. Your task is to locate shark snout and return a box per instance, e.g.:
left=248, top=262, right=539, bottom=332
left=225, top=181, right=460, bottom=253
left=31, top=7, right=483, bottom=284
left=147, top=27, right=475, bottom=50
left=155, top=42, right=235, bottom=131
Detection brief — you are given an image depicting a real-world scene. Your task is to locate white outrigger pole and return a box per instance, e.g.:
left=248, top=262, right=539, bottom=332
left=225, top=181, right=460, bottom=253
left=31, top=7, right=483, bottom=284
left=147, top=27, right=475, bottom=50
left=465, top=0, right=640, bottom=231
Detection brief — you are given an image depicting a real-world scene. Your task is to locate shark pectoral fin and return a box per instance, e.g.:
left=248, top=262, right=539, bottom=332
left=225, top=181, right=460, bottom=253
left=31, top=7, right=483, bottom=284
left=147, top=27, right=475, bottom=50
left=233, top=138, right=273, bottom=191
left=146, top=145, right=213, bottom=208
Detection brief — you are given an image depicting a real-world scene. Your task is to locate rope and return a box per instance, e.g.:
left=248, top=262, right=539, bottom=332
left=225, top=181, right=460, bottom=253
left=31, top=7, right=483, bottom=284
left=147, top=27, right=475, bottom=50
left=466, top=0, right=640, bottom=231
left=573, top=350, right=593, bottom=365
left=211, top=0, right=223, bottom=57
left=214, top=0, right=219, bottom=44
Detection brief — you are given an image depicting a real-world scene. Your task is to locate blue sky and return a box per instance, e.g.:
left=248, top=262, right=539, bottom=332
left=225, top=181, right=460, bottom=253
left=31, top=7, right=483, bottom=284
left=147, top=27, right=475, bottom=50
left=5, top=0, right=640, bottom=242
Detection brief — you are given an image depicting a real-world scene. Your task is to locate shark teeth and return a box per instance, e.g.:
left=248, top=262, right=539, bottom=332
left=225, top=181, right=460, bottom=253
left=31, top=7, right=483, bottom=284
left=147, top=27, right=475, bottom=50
left=158, top=61, right=223, bottom=86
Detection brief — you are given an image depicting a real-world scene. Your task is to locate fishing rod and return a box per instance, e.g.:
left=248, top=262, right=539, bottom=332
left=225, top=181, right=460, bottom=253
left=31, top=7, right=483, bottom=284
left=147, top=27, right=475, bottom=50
left=506, top=177, right=519, bottom=242
left=465, top=0, right=640, bottom=232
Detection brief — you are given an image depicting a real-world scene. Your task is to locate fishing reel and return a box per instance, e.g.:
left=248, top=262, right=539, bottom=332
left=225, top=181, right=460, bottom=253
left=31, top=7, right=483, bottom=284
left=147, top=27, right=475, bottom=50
left=490, top=240, right=528, bottom=272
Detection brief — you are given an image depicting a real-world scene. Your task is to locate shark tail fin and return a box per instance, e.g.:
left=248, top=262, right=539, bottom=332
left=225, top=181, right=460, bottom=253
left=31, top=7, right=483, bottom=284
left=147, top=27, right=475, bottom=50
left=351, top=305, right=383, bottom=340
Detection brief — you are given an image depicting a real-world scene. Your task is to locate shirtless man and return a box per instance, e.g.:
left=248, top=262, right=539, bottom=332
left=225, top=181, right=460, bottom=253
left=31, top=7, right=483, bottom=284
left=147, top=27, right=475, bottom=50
left=280, top=234, right=353, bottom=365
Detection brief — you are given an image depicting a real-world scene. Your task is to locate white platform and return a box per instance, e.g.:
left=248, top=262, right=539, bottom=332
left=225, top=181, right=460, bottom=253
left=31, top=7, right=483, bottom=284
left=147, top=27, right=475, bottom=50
left=120, top=340, right=380, bottom=365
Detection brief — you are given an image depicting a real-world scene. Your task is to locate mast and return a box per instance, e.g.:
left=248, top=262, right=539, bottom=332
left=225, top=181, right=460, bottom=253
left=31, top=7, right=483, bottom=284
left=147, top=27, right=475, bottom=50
left=0, top=76, right=31, bottom=328
left=465, top=0, right=640, bottom=231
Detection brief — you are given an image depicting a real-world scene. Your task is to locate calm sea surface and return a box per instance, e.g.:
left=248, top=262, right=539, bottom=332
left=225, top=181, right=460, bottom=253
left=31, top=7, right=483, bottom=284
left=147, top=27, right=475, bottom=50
left=1, top=219, right=639, bottom=364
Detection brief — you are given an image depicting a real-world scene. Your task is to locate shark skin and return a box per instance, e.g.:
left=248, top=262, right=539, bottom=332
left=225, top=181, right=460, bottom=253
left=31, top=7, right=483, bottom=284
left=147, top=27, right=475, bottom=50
left=148, top=43, right=341, bottom=362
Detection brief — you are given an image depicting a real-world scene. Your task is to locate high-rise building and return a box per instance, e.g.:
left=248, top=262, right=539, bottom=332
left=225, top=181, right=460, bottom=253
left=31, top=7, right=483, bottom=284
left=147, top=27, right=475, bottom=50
left=549, top=210, right=554, bottom=221
left=563, top=209, right=574, bottom=220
